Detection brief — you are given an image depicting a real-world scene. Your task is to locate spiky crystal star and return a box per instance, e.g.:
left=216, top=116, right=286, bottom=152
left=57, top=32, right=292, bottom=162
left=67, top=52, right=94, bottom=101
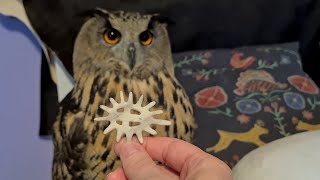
left=94, top=91, right=171, bottom=143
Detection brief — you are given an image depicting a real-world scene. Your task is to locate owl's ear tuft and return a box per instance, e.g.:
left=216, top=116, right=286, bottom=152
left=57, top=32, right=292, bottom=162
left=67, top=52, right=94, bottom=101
left=76, top=8, right=109, bottom=20
left=148, top=14, right=175, bottom=29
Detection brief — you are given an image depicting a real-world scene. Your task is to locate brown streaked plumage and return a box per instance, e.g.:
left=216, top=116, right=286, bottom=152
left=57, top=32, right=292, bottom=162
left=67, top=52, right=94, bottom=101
left=52, top=8, right=195, bottom=180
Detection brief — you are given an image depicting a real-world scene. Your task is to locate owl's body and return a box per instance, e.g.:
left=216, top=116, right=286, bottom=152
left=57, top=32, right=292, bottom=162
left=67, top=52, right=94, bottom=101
left=52, top=9, right=195, bottom=180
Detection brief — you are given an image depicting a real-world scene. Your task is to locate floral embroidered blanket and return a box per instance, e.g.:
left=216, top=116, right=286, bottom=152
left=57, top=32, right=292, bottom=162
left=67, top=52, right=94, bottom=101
left=173, top=42, right=320, bottom=168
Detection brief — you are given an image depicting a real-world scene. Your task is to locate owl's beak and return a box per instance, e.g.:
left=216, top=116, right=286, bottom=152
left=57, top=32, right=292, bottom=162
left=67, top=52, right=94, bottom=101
left=128, top=44, right=136, bottom=69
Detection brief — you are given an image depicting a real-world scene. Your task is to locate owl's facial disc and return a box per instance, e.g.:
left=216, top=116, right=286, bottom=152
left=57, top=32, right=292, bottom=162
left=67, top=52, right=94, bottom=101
left=127, top=43, right=136, bottom=69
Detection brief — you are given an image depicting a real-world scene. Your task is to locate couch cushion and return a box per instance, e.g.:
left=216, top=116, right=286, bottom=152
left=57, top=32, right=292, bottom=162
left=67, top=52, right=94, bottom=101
left=232, top=130, right=320, bottom=180
left=173, top=42, right=320, bottom=168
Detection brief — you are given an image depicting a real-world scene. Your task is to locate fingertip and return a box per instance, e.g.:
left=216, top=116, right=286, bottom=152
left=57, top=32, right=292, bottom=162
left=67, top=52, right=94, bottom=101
left=114, top=138, right=129, bottom=154
left=115, top=141, right=145, bottom=160
left=106, top=172, right=116, bottom=180
left=114, top=137, right=142, bottom=156
left=113, top=138, right=124, bottom=156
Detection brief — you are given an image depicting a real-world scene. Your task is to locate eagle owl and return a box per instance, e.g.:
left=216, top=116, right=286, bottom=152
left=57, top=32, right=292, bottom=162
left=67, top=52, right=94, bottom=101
left=52, top=8, right=195, bottom=180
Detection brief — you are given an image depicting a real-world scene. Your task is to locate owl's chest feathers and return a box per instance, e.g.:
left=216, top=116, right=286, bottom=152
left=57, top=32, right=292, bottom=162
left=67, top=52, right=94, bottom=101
left=71, top=71, right=180, bottom=116
left=64, top=71, right=194, bottom=140
left=73, top=72, right=161, bottom=109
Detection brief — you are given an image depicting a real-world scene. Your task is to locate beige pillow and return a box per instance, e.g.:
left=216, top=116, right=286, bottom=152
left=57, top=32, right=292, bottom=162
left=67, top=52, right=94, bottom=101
left=233, top=130, right=320, bottom=180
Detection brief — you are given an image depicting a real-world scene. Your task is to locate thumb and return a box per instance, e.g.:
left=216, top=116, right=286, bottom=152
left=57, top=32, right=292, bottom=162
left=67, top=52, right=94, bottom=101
left=114, top=140, right=172, bottom=180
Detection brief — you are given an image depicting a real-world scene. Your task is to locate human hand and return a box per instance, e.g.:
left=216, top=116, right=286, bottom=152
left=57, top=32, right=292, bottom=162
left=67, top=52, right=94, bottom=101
left=106, top=137, right=232, bottom=180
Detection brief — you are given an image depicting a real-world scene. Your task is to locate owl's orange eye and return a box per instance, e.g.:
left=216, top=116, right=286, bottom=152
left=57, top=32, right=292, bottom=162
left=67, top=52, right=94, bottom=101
left=103, top=29, right=121, bottom=45
left=139, top=31, right=153, bottom=46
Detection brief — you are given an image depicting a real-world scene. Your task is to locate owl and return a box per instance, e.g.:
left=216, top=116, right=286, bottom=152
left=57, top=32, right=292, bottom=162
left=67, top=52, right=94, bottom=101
left=52, top=8, right=195, bottom=180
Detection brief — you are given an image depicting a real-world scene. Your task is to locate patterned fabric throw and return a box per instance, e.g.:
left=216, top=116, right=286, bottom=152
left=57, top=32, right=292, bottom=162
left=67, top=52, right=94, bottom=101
left=173, top=42, right=320, bottom=168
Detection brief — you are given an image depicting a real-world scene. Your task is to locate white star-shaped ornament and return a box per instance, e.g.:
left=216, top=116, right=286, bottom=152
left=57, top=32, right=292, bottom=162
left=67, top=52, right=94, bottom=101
left=94, top=91, right=171, bottom=143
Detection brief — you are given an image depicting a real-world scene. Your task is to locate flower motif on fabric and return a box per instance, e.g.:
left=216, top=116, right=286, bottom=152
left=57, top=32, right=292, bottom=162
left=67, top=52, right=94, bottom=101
left=306, top=97, right=320, bottom=110
left=175, top=52, right=213, bottom=68
left=257, top=60, right=279, bottom=70
left=237, top=114, right=251, bottom=124
left=180, top=68, right=228, bottom=81
left=264, top=102, right=289, bottom=136
left=225, top=154, right=242, bottom=168
left=176, top=52, right=228, bottom=81
left=291, top=116, right=300, bottom=125
left=236, top=99, right=262, bottom=115
left=94, top=91, right=171, bottom=143
left=195, top=86, right=228, bottom=109
left=288, top=75, right=319, bottom=95
left=283, top=92, right=306, bottom=110
left=192, top=68, right=228, bottom=81
left=203, top=52, right=213, bottom=59
left=256, top=47, right=302, bottom=68
left=279, top=55, right=292, bottom=65
left=195, top=86, right=233, bottom=117
left=302, top=111, right=314, bottom=120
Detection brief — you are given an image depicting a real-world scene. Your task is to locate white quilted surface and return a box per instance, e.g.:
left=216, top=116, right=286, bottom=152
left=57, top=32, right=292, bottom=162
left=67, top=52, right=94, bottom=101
left=233, top=130, right=320, bottom=180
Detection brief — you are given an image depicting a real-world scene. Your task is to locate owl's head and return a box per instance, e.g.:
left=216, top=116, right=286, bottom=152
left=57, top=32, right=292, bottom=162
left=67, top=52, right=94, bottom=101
left=73, top=8, right=174, bottom=77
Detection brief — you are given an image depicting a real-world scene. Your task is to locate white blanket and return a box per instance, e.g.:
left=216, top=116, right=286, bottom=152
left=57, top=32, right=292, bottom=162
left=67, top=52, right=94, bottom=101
left=233, top=130, right=320, bottom=180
